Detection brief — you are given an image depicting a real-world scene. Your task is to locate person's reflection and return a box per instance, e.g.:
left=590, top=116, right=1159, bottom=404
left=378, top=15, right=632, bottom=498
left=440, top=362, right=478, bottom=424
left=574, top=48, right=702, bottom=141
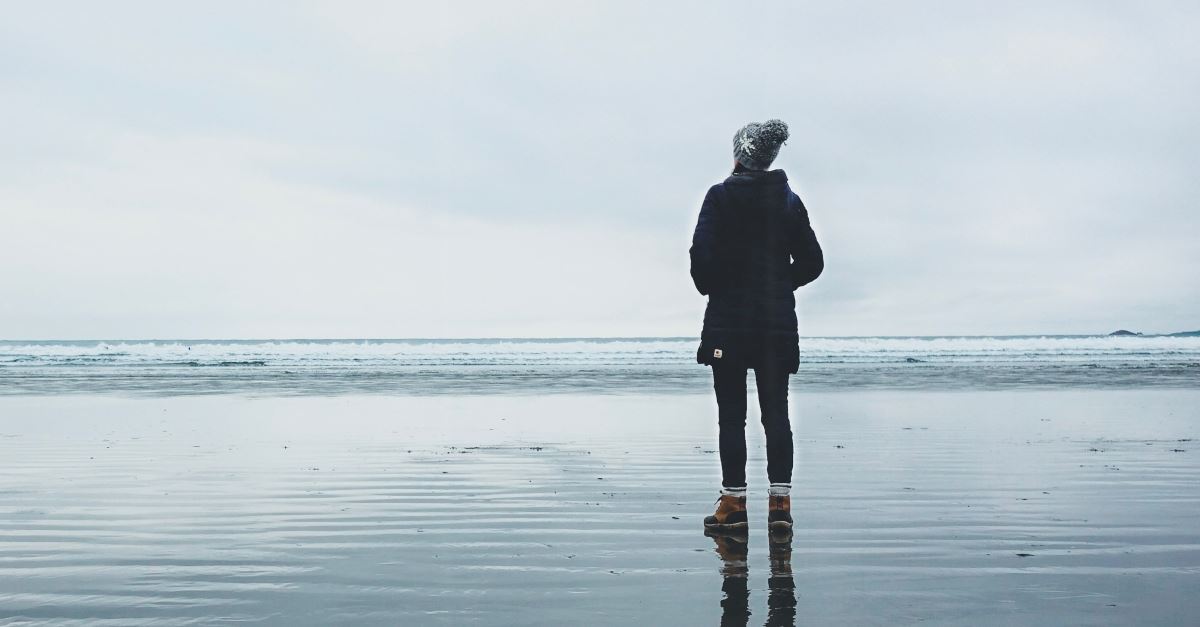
left=766, top=530, right=796, bottom=626
left=706, top=529, right=749, bottom=626
left=706, top=529, right=796, bottom=627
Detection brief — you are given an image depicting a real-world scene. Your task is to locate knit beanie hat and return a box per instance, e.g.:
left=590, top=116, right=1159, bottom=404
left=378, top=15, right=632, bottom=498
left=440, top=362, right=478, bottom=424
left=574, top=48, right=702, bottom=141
left=732, top=119, right=789, bottom=170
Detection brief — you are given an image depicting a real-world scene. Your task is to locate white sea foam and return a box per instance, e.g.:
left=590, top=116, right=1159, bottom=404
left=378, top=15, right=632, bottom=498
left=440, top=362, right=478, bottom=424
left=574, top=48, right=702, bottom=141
left=2, top=336, right=1197, bottom=365
left=1, top=336, right=1197, bottom=395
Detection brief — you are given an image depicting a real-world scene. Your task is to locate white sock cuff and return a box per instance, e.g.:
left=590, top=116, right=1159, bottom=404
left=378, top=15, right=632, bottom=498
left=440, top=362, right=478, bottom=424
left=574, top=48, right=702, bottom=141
left=768, top=483, right=791, bottom=496
left=721, top=486, right=748, bottom=497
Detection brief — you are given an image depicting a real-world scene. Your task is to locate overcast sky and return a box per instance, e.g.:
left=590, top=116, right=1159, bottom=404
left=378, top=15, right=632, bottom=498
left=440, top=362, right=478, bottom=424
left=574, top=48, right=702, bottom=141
left=2, top=1, right=1197, bottom=339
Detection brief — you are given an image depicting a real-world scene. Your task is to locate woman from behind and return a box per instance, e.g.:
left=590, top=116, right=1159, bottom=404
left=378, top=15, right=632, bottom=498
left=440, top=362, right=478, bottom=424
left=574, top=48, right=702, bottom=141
left=689, top=119, right=824, bottom=532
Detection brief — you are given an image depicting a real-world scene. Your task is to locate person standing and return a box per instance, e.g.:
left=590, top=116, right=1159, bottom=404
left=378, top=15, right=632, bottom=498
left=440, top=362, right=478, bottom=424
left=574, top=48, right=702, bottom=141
left=690, top=119, right=824, bottom=531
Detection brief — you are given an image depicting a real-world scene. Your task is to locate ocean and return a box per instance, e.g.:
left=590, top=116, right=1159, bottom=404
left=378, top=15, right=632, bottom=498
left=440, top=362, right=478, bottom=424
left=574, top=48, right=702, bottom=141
left=2, top=339, right=1198, bottom=624
left=2, top=335, right=1197, bottom=395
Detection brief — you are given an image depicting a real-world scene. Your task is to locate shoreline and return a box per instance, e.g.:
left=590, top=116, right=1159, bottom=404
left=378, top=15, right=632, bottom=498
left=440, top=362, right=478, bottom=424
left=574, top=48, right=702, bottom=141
left=3, top=366, right=1198, bottom=397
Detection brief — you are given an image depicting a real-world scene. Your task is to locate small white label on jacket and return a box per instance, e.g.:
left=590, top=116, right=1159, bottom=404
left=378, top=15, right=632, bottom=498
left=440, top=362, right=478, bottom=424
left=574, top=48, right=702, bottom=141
left=713, top=349, right=723, bottom=359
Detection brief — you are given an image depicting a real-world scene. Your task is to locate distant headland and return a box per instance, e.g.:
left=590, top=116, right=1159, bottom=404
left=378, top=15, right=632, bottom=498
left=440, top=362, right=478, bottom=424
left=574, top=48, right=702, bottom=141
left=1108, top=329, right=1200, bottom=337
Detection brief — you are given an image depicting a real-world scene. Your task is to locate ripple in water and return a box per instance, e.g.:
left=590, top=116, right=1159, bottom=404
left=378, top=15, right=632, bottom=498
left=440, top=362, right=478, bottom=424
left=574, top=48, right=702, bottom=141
left=0, top=392, right=1197, bottom=625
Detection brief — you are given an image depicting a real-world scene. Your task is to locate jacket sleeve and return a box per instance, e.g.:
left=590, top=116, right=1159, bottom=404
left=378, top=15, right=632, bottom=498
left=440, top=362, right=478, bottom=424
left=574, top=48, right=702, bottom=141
left=789, top=193, right=824, bottom=289
left=689, top=186, right=722, bottom=296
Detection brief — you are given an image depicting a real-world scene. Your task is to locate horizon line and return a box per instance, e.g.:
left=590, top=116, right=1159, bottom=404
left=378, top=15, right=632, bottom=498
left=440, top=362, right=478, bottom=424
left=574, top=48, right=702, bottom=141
left=2, top=331, right=1196, bottom=343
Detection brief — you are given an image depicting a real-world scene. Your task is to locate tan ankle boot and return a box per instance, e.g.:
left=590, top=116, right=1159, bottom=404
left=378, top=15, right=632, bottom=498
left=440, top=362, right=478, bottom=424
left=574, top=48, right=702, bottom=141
left=704, top=494, right=748, bottom=529
left=768, top=494, right=792, bottom=530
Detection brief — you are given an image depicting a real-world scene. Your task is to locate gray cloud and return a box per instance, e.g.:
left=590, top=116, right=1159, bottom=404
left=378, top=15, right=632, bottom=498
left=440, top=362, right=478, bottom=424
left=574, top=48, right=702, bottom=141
left=1, top=1, right=1197, bottom=338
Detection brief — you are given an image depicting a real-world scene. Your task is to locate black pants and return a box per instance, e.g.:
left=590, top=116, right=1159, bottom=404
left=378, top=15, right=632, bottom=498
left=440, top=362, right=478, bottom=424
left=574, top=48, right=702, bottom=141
left=713, top=360, right=793, bottom=488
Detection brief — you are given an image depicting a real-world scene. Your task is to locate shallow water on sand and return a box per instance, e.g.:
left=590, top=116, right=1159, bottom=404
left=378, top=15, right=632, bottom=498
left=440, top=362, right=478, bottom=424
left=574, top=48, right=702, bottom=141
left=0, top=391, right=1198, bottom=626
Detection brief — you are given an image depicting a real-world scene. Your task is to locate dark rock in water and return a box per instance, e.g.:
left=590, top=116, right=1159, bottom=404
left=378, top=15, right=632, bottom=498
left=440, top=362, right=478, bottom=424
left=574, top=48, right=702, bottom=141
left=1168, top=330, right=1200, bottom=337
left=1108, top=330, right=1142, bottom=336
left=904, top=357, right=924, bottom=363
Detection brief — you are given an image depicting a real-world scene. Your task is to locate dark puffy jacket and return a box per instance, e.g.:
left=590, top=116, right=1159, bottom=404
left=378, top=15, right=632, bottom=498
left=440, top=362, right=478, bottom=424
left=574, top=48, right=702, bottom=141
left=689, top=169, right=823, bottom=372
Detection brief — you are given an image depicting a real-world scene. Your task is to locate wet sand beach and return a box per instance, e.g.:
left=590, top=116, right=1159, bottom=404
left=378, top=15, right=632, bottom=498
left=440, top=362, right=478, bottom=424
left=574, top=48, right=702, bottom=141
left=1, top=390, right=1198, bottom=625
